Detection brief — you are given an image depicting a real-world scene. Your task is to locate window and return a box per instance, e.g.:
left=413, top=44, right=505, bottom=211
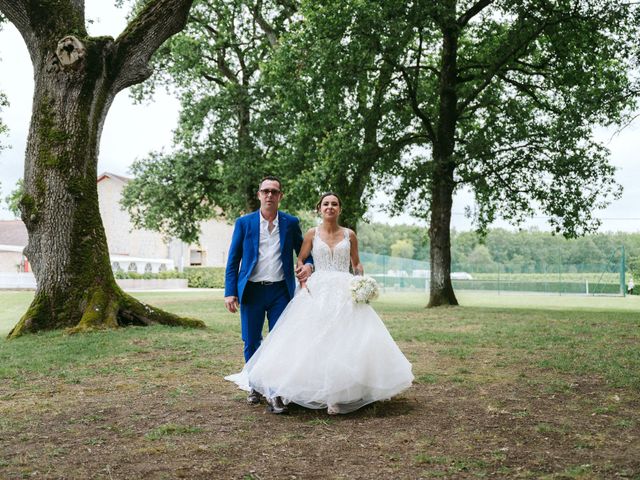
left=112, top=262, right=122, bottom=272
left=190, top=249, right=204, bottom=266
left=144, top=263, right=152, bottom=273
left=128, top=262, right=137, bottom=272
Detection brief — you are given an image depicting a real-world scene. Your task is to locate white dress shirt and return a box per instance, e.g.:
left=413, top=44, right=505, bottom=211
left=249, top=212, right=285, bottom=282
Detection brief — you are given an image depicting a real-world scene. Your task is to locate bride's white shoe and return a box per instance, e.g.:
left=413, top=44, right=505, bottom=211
left=327, top=404, right=339, bottom=415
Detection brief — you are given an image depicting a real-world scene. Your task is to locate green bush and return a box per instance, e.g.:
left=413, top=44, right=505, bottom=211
left=184, top=267, right=225, bottom=288
left=111, top=267, right=224, bottom=288
left=112, top=270, right=186, bottom=280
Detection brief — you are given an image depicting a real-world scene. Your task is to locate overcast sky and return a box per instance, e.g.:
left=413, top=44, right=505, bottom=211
left=0, top=2, right=638, bottom=233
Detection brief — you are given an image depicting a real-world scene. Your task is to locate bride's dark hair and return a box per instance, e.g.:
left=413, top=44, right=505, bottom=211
left=316, top=192, right=342, bottom=211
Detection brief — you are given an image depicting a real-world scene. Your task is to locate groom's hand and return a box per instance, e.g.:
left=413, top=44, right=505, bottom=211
left=295, top=264, right=313, bottom=281
left=224, top=296, right=239, bottom=313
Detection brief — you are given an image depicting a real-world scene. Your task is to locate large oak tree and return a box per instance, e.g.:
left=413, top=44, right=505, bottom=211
left=278, top=0, right=638, bottom=306
left=389, top=0, right=639, bottom=306
left=0, top=0, right=205, bottom=337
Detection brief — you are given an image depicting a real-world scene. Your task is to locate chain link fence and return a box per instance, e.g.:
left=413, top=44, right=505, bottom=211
left=360, top=250, right=626, bottom=295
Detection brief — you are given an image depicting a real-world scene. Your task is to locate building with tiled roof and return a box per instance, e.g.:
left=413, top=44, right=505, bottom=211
left=0, top=220, right=29, bottom=272
left=0, top=219, right=28, bottom=246
left=0, top=172, right=234, bottom=276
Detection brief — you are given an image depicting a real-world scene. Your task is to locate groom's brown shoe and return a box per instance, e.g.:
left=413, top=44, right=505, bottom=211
left=247, top=389, right=263, bottom=405
left=266, top=396, right=289, bottom=415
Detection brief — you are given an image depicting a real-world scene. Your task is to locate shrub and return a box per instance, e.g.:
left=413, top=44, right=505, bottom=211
left=112, top=270, right=186, bottom=280
left=184, top=267, right=225, bottom=288
left=111, top=267, right=225, bottom=288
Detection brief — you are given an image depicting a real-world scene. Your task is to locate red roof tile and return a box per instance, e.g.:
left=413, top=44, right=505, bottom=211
left=0, top=220, right=28, bottom=246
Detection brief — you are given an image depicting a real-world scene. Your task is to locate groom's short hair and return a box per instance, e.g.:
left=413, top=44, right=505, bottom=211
left=259, top=175, right=282, bottom=191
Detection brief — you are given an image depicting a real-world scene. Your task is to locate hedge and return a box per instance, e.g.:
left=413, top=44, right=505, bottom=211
left=183, top=267, right=225, bottom=288
left=113, top=267, right=225, bottom=289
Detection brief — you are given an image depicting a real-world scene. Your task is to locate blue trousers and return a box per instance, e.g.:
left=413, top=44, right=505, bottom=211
left=240, top=281, right=290, bottom=362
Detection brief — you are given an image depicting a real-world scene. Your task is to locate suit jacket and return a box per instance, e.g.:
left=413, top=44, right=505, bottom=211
left=224, top=210, right=306, bottom=303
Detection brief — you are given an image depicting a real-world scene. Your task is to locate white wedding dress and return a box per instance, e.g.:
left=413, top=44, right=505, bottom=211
left=225, top=228, right=414, bottom=414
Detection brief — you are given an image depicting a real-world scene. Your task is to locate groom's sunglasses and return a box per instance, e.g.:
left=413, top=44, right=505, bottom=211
left=259, top=188, right=281, bottom=196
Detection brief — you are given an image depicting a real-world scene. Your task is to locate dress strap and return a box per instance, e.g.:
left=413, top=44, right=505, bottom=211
left=343, top=228, right=350, bottom=241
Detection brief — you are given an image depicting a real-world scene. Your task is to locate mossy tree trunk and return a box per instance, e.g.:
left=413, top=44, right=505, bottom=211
left=0, top=0, right=204, bottom=337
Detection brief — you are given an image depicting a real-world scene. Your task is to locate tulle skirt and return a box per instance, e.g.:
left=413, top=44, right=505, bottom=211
left=225, top=271, right=414, bottom=414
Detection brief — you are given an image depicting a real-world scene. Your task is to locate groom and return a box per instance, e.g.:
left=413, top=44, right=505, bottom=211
left=224, top=175, right=313, bottom=414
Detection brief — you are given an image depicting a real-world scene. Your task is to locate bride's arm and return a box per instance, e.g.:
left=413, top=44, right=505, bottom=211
left=296, top=228, right=315, bottom=288
left=349, top=229, right=364, bottom=275
left=296, top=228, right=315, bottom=267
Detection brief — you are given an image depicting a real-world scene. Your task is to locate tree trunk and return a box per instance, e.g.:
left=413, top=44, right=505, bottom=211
left=238, top=93, right=260, bottom=213
left=428, top=159, right=458, bottom=307
left=2, top=0, right=203, bottom=337
left=428, top=7, right=459, bottom=307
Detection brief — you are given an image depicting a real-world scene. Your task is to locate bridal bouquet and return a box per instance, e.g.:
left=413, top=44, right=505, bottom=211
left=350, top=276, right=379, bottom=304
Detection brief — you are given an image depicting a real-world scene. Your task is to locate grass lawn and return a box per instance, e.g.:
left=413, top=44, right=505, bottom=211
left=0, top=289, right=638, bottom=479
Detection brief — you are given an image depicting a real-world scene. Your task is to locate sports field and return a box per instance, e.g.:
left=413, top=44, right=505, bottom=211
left=0, top=289, right=638, bottom=478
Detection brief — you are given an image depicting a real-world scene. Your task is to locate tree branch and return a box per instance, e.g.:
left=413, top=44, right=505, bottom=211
left=400, top=66, right=436, bottom=142
left=475, top=141, right=540, bottom=158
left=251, top=0, right=278, bottom=48
left=514, top=59, right=550, bottom=72
left=458, top=62, right=489, bottom=72
left=198, top=18, right=219, bottom=38
left=386, top=133, right=429, bottom=157
left=112, top=0, right=195, bottom=92
left=415, top=26, right=423, bottom=88
left=473, top=161, right=528, bottom=196
left=404, top=63, right=440, bottom=77
left=216, top=50, right=239, bottom=83
left=202, top=72, right=227, bottom=87
left=392, top=34, right=437, bottom=143
left=0, top=1, right=29, bottom=39
left=457, top=0, right=494, bottom=28
left=228, top=30, right=249, bottom=82
left=497, top=73, right=561, bottom=114
left=0, top=0, right=86, bottom=64
left=456, top=19, right=549, bottom=116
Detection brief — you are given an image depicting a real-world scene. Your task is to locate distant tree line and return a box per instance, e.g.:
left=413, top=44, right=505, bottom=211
left=358, top=224, right=640, bottom=272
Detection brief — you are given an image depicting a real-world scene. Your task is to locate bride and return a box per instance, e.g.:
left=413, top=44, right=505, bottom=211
left=226, top=192, right=413, bottom=414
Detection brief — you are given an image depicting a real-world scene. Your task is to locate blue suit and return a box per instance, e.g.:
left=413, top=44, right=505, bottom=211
left=225, top=210, right=307, bottom=361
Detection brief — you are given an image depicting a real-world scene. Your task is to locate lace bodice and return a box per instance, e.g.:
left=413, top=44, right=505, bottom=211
left=312, top=227, right=351, bottom=273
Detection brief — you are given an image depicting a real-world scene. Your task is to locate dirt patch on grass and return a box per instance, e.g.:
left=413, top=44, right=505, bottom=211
left=1, top=346, right=638, bottom=480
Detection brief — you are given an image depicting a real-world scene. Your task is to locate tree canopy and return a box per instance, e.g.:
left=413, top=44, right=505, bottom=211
left=121, top=0, right=294, bottom=243
left=4, top=179, right=22, bottom=218
left=386, top=0, right=637, bottom=234
left=0, top=14, right=11, bottom=195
